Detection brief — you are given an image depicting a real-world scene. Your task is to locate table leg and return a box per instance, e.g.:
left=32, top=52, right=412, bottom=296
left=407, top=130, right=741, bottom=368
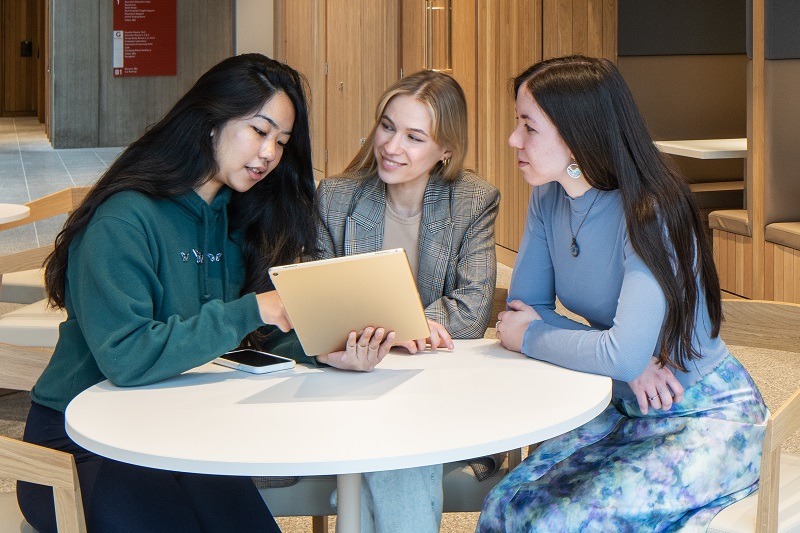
left=336, top=473, right=361, bottom=533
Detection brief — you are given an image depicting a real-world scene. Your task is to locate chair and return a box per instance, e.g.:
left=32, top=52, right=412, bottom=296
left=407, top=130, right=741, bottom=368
left=0, top=187, right=89, bottom=390
left=0, top=187, right=89, bottom=304
left=260, top=287, right=516, bottom=533
left=0, top=436, right=86, bottom=532
left=708, top=299, right=800, bottom=533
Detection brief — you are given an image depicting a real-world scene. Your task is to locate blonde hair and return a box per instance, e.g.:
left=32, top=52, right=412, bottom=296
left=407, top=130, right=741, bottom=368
left=344, top=70, right=468, bottom=182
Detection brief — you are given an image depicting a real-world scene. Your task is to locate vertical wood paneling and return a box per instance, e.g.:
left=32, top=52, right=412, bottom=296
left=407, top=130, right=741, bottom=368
left=276, top=0, right=325, bottom=175
left=774, top=245, right=785, bottom=301
left=543, top=0, right=614, bottom=61
left=360, top=0, right=399, bottom=149
left=735, top=234, right=745, bottom=296
left=477, top=0, right=540, bottom=251
left=451, top=1, right=477, bottom=170
left=401, top=0, right=424, bottom=74
left=715, top=229, right=754, bottom=298
left=794, top=249, right=800, bottom=304
left=784, top=245, right=794, bottom=302
left=743, top=237, right=753, bottom=298
left=751, top=0, right=765, bottom=299
left=572, top=0, right=588, bottom=55
left=727, top=231, right=736, bottom=290
left=325, top=0, right=363, bottom=175
left=764, top=241, right=774, bottom=300
left=602, top=0, right=617, bottom=60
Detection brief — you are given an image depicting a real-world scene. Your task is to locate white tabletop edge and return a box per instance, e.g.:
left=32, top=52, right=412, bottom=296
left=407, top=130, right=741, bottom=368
left=65, top=339, right=613, bottom=477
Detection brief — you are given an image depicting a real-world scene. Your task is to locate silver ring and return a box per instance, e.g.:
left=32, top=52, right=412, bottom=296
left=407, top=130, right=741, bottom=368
left=648, top=394, right=659, bottom=401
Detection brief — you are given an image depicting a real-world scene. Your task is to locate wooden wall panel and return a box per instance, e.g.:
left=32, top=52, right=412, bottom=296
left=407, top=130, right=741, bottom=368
left=360, top=0, right=399, bottom=157
left=477, top=0, right=541, bottom=253
left=763, top=242, right=800, bottom=304
left=274, top=0, right=325, bottom=177
left=714, top=229, right=754, bottom=299
left=543, top=0, right=616, bottom=60
left=325, top=0, right=365, bottom=176
left=451, top=2, right=477, bottom=171
left=400, top=1, right=477, bottom=170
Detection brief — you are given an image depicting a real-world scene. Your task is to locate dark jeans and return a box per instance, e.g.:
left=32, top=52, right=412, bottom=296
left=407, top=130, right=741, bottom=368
left=17, top=401, right=281, bottom=533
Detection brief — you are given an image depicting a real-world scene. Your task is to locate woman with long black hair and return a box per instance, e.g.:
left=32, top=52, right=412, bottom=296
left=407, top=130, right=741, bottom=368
left=18, top=53, right=316, bottom=532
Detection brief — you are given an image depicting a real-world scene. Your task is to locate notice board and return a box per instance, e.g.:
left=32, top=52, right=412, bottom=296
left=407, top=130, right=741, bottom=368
left=113, top=0, right=176, bottom=77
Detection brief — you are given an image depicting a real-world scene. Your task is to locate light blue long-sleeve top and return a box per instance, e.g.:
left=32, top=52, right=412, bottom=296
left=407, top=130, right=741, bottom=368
left=510, top=182, right=728, bottom=401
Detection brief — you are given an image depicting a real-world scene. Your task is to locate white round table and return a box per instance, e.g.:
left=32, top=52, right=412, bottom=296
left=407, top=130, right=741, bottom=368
left=0, top=203, right=30, bottom=224
left=66, top=338, right=611, bottom=532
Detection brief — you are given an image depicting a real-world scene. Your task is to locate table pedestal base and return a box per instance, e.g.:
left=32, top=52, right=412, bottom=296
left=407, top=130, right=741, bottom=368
left=337, top=473, right=361, bottom=533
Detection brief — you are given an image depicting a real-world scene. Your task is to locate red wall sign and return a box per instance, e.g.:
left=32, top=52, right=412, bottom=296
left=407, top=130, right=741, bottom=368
left=112, top=0, right=176, bottom=77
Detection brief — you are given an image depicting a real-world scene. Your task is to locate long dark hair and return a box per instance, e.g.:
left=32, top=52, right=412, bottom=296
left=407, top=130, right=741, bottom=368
left=514, top=55, right=721, bottom=371
left=45, top=54, right=317, bottom=317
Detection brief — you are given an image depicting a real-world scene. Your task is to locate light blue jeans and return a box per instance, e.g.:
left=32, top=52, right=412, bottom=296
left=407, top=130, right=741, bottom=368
left=332, top=464, right=443, bottom=533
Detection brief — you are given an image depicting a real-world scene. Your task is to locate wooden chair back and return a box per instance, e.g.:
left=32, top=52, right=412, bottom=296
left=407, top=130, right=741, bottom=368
left=0, top=188, right=86, bottom=387
left=0, top=436, right=86, bottom=532
left=719, top=299, right=800, bottom=532
left=0, top=187, right=90, bottom=278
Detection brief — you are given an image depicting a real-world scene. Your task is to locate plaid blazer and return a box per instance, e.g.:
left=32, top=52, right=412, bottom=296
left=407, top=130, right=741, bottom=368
left=317, top=169, right=500, bottom=338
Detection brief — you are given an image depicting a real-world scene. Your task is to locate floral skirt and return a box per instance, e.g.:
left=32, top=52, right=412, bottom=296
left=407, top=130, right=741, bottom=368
left=477, top=355, right=768, bottom=533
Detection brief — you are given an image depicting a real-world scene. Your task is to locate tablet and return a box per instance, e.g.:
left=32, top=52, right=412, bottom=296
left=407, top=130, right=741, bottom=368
left=268, top=248, right=430, bottom=355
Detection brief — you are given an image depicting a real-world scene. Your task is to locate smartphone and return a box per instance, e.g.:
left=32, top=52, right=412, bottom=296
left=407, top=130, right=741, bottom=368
left=213, top=349, right=296, bottom=374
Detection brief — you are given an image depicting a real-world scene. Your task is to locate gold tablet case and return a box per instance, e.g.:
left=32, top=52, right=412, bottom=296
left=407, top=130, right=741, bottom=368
left=268, top=249, right=431, bottom=356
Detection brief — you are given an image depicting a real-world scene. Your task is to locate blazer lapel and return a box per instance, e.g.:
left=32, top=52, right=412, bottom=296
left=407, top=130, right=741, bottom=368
left=344, top=176, right=386, bottom=256
left=417, top=176, right=454, bottom=306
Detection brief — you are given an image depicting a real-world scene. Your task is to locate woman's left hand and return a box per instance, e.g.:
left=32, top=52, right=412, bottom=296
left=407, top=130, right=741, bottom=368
left=628, top=357, right=685, bottom=415
left=395, top=319, right=454, bottom=354
left=496, top=300, right=541, bottom=352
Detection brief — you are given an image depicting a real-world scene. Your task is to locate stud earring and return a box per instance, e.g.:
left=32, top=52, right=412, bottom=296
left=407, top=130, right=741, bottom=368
left=441, top=157, right=451, bottom=167
left=566, top=160, right=582, bottom=179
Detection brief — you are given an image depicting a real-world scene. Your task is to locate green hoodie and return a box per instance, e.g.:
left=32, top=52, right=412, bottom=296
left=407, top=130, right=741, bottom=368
left=32, top=188, right=266, bottom=412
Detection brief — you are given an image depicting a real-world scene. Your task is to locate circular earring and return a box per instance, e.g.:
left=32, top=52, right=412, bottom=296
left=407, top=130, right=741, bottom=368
left=566, top=161, right=582, bottom=179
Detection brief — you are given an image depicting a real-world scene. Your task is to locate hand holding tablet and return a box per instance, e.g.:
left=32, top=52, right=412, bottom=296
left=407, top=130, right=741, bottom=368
left=269, top=249, right=431, bottom=356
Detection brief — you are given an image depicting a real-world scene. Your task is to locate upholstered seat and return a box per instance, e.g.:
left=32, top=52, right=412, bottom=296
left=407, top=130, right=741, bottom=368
left=0, top=269, right=45, bottom=305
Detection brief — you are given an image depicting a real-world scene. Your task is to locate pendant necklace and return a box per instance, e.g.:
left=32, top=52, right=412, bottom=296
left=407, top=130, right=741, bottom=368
left=568, top=189, right=602, bottom=257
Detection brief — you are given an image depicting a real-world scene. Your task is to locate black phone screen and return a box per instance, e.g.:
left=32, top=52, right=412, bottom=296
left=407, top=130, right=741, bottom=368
left=221, top=350, right=288, bottom=367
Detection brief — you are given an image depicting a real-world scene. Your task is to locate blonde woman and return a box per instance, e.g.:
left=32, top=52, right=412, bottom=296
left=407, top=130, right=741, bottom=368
left=317, top=70, right=500, bottom=531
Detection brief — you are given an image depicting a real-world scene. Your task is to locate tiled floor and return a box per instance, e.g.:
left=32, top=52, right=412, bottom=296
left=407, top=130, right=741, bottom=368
left=0, top=117, right=123, bottom=255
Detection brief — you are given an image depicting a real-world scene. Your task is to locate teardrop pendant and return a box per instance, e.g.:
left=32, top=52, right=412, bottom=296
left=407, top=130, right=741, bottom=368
left=570, top=237, right=580, bottom=257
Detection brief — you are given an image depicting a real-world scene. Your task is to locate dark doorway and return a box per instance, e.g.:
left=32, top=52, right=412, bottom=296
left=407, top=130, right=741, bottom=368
left=1, top=0, right=42, bottom=118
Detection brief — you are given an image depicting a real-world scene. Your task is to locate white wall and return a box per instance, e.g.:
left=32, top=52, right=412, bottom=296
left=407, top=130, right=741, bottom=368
left=235, top=0, right=274, bottom=57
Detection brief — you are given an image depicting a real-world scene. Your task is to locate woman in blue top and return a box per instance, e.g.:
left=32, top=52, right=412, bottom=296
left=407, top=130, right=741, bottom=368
left=18, top=54, right=316, bottom=533
left=479, top=56, right=768, bottom=531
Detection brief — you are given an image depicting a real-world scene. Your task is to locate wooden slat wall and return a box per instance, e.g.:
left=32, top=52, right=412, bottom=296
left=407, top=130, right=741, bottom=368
left=274, top=0, right=325, bottom=181
left=476, top=0, right=541, bottom=253
left=542, top=0, right=616, bottom=60
left=714, top=229, right=754, bottom=299
left=764, top=242, right=800, bottom=304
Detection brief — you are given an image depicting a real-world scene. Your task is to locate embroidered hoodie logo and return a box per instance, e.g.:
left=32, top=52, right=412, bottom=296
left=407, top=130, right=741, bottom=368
left=180, top=250, right=222, bottom=264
